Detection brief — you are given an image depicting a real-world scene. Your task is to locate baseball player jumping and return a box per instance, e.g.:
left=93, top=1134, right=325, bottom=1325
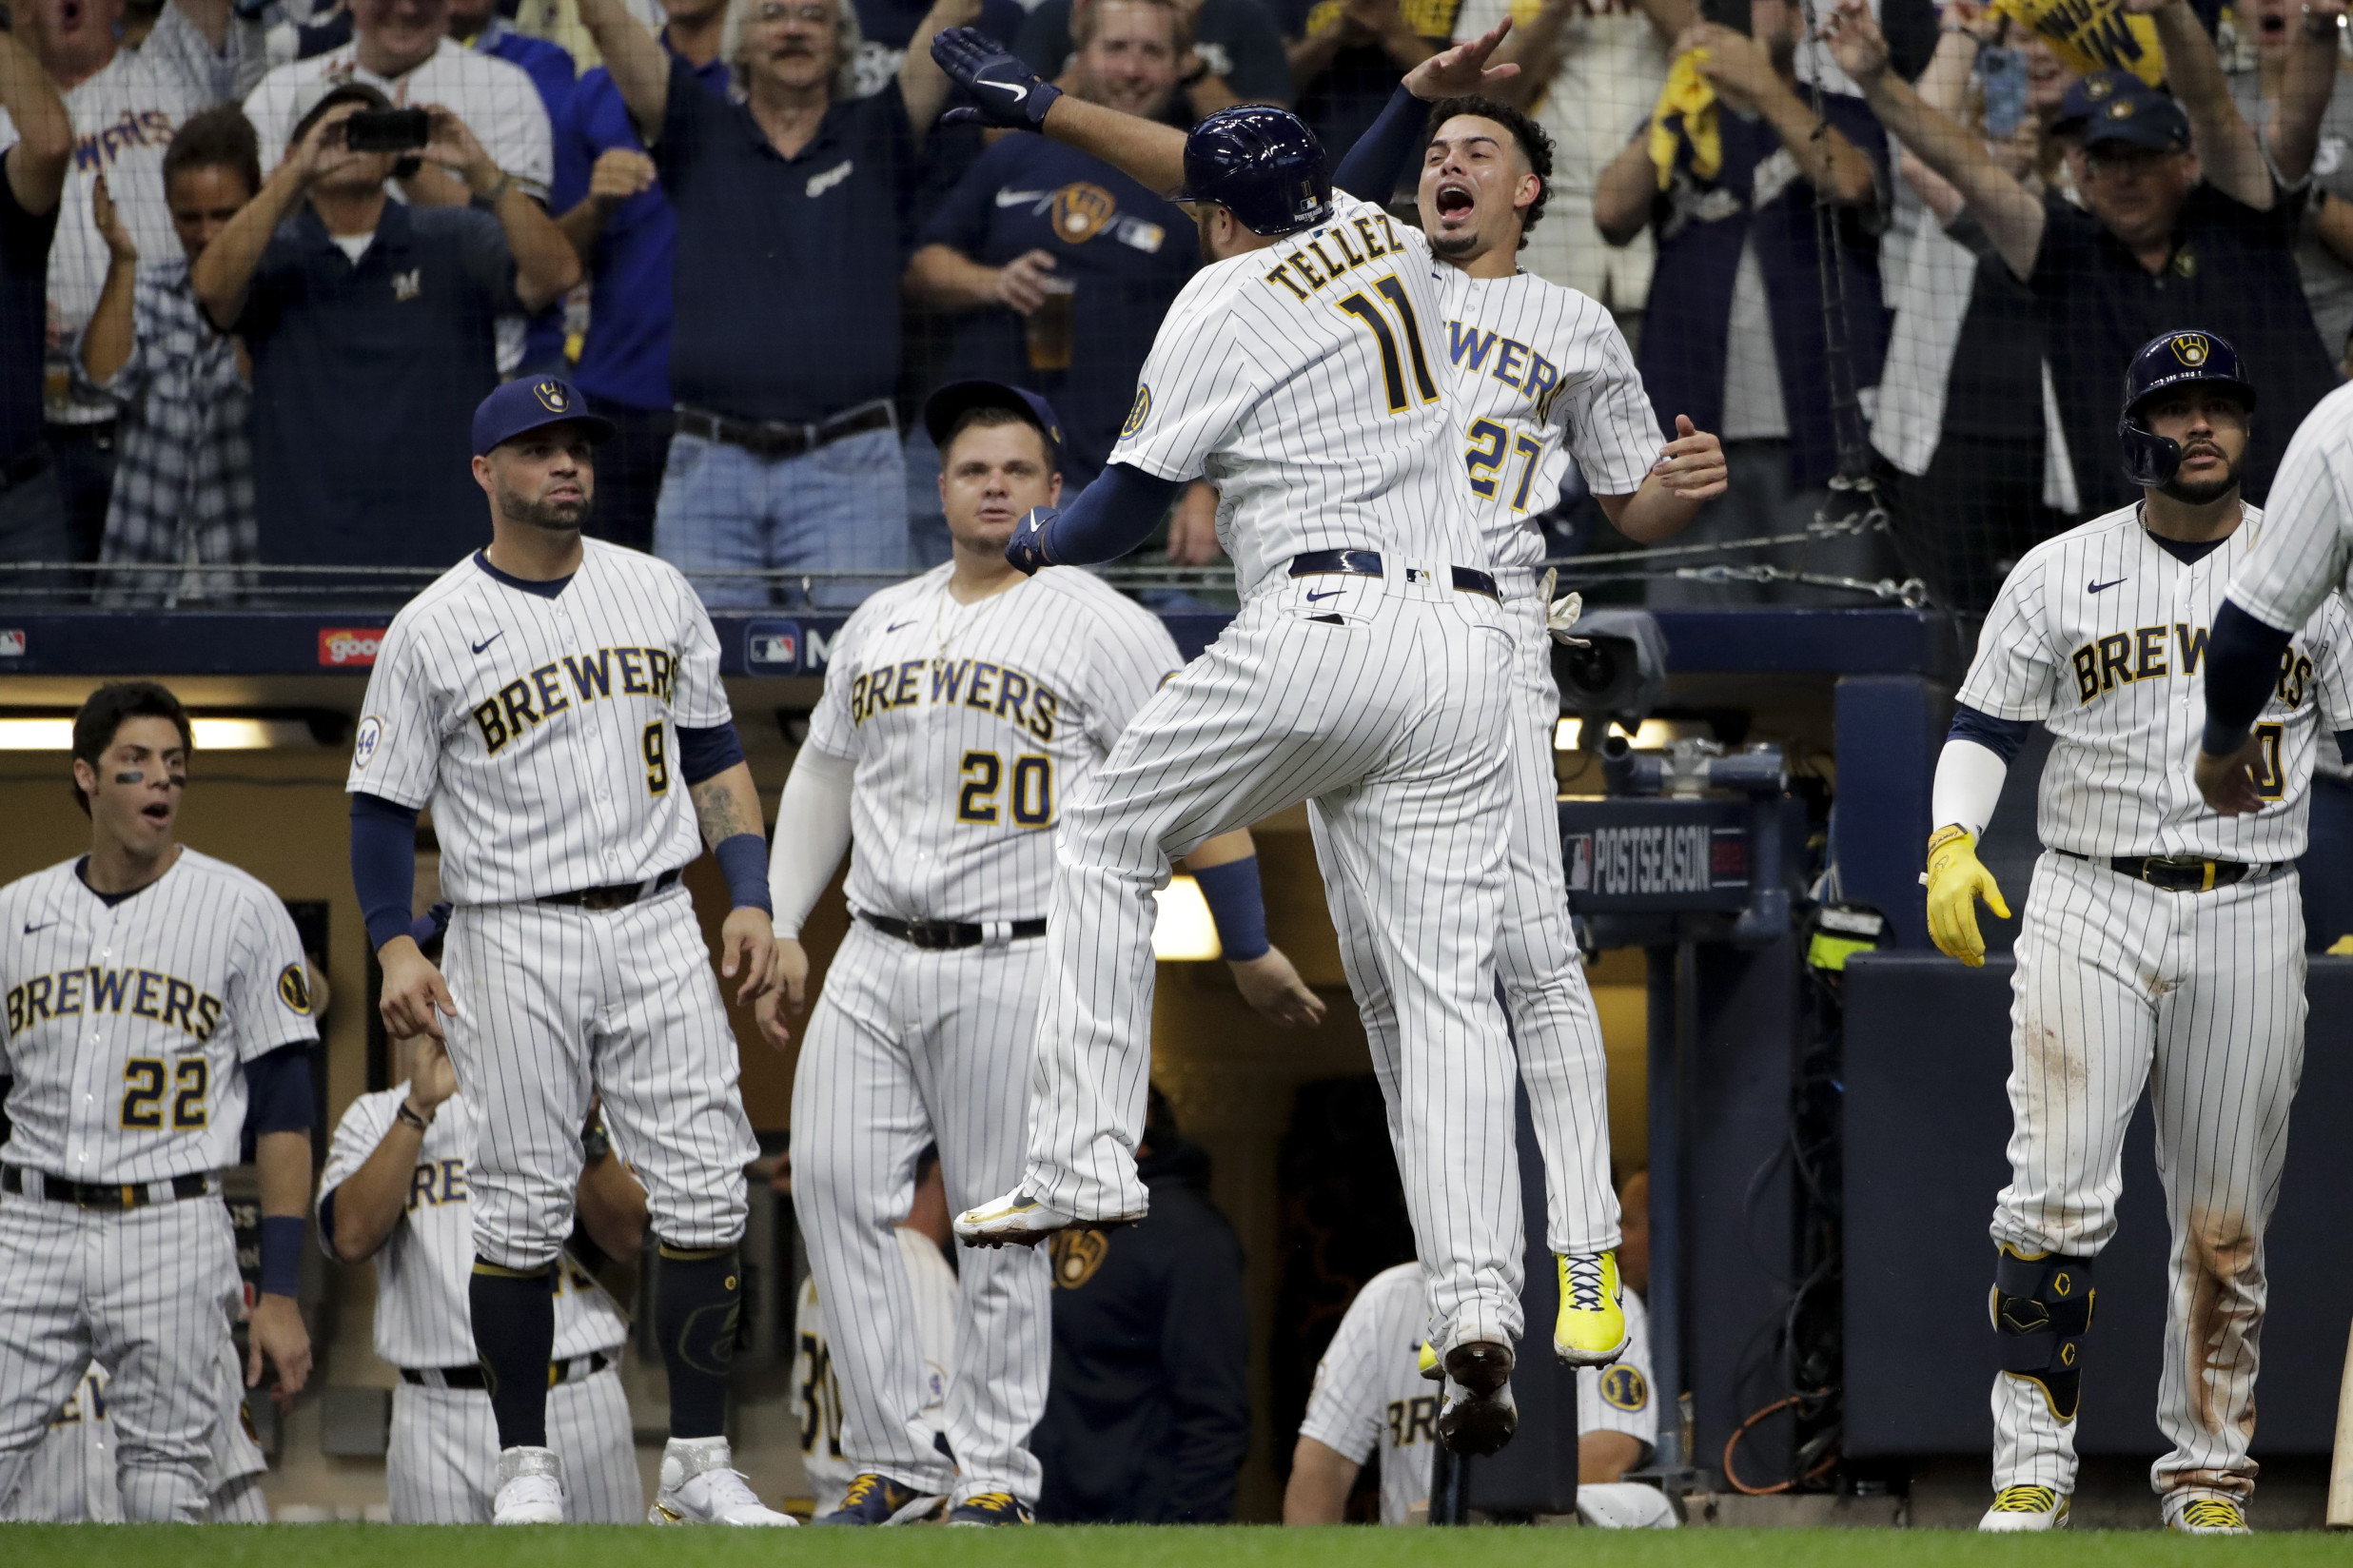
left=1927, top=332, right=2353, bottom=1533
left=320, top=997, right=647, bottom=1523
left=931, top=27, right=1539, bottom=1456
left=0, top=681, right=316, bottom=1521
left=1320, top=49, right=1728, bottom=1368
left=348, top=378, right=789, bottom=1526
left=760, top=380, right=1324, bottom=1524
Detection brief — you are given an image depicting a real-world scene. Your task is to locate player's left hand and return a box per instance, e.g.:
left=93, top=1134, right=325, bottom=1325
left=754, top=938, right=810, bottom=1051
left=2194, top=734, right=2268, bottom=815
left=247, top=1292, right=311, bottom=1414
left=1653, top=415, right=1728, bottom=501
left=1229, top=944, right=1328, bottom=1029
left=1007, top=506, right=1060, bottom=576
left=1402, top=16, right=1519, bottom=99
left=932, top=27, right=1064, bottom=129
left=718, top=906, right=779, bottom=1008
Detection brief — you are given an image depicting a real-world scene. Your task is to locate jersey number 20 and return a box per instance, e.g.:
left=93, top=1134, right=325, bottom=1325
left=958, top=751, right=1053, bottom=828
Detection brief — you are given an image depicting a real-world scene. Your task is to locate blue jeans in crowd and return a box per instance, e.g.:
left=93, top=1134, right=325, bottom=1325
left=652, top=424, right=908, bottom=609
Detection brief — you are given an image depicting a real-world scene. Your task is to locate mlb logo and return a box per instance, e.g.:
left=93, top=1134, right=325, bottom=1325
left=1563, top=833, right=1593, bottom=893
left=0, top=630, right=24, bottom=657
left=746, top=619, right=801, bottom=675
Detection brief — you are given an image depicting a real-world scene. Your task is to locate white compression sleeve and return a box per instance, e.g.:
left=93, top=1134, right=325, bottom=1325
left=768, top=747, right=855, bottom=939
left=1931, top=738, right=2010, bottom=841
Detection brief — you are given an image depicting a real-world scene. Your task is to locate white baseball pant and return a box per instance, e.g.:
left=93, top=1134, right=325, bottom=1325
left=1990, top=852, right=2305, bottom=1500
left=1022, top=580, right=1525, bottom=1352
left=388, top=1366, right=640, bottom=1522
left=0, top=1192, right=241, bottom=1521
left=441, top=888, right=758, bottom=1268
left=794, top=921, right=1050, bottom=1503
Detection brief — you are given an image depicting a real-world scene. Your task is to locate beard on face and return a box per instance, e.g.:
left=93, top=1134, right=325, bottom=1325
left=2159, top=444, right=2241, bottom=506
left=499, top=483, right=587, bottom=531
left=1431, top=230, right=1479, bottom=259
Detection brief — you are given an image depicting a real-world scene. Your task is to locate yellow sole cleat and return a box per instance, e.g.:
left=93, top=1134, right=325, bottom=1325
left=1979, top=1484, right=2069, bottom=1532
left=1555, top=1251, right=1631, bottom=1366
left=2166, top=1496, right=2249, bottom=1534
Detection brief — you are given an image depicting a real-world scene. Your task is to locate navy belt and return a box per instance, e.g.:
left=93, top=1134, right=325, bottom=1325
left=539, top=867, right=683, bottom=911
left=1288, top=549, right=1500, bottom=600
left=401, top=1351, right=610, bottom=1391
left=2057, top=850, right=2264, bottom=893
left=862, top=912, right=1048, bottom=950
left=4, top=1166, right=211, bottom=1209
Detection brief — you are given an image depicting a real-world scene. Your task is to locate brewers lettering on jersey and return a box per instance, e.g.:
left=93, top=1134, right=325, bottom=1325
left=348, top=378, right=789, bottom=1527
left=1317, top=65, right=1728, bottom=1369
left=1924, top=334, right=2353, bottom=1535
left=762, top=382, right=1319, bottom=1526
left=1, top=681, right=315, bottom=1523
left=927, top=26, right=1546, bottom=1459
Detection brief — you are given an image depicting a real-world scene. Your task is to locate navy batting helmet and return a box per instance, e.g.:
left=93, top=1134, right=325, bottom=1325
left=2118, top=329, right=2255, bottom=488
left=1172, top=105, right=1332, bottom=237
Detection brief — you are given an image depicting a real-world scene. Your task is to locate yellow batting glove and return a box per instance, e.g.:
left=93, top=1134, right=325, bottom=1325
left=1923, top=825, right=2010, bottom=968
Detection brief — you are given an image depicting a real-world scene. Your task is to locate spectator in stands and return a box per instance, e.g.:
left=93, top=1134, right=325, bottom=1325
left=279, top=0, right=579, bottom=115
left=191, top=85, right=578, bottom=573
left=846, top=0, right=1024, bottom=93
left=906, top=0, right=1199, bottom=506
left=1872, top=7, right=2077, bottom=613
left=11, top=0, right=250, bottom=562
left=244, top=0, right=555, bottom=211
left=1592, top=0, right=1893, bottom=605
left=1828, top=0, right=2343, bottom=519
left=1463, top=0, right=1677, bottom=315
left=1031, top=1088, right=1248, bottom=1524
left=0, top=25, right=75, bottom=573
left=2226, top=0, right=2353, bottom=359
left=1015, top=0, right=1292, bottom=124
left=1280, top=0, right=1440, bottom=163
left=77, top=108, right=263, bottom=605
left=573, top=0, right=970, bottom=608
left=554, top=0, right=729, bottom=553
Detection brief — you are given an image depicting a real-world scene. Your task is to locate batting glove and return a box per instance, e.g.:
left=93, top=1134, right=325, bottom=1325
left=932, top=28, right=1063, bottom=129
left=1006, top=506, right=1061, bottom=576
left=1539, top=567, right=1589, bottom=646
left=1922, top=825, right=2010, bottom=968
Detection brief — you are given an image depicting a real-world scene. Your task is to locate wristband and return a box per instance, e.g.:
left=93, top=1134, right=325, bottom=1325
left=397, top=1098, right=433, bottom=1131
left=1192, top=854, right=1271, bottom=962
left=260, top=1214, right=305, bottom=1299
left=715, top=832, right=773, bottom=913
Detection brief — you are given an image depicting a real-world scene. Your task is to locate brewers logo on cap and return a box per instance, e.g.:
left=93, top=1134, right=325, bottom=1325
left=2085, top=76, right=2116, bottom=99
left=2171, top=333, right=2209, bottom=366
left=2106, top=97, right=2136, bottom=119
left=534, top=380, right=571, bottom=413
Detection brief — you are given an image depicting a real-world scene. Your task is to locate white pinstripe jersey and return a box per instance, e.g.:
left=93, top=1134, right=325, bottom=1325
left=1300, top=1263, right=1656, bottom=1525
left=318, top=1088, right=628, bottom=1369
left=805, top=565, right=1181, bottom=924
left=2229, top=380, right=2353, bottom=635
left=1433, top=271, right=1661, bottom=569
left=1958, top=501, right=2353, bottom=861
left=0, top=850, right=315, bottom=1184
left=1110, top=191, right=1488, bottom=599
left=346, top=542, right=731, bottom=903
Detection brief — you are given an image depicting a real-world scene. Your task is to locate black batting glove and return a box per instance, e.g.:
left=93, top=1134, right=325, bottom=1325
left=931, top=27, right=1064, bottom=129
left=1006, top=506, right=1060, bottom=575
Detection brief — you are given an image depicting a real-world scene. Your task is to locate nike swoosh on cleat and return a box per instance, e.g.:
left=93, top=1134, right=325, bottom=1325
left=2087, top=578, right=2127, bottom=594
left=472, top=632, right=503, bottom=653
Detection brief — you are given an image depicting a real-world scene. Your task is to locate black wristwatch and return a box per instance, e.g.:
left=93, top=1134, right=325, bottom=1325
left=581, top=1121, right=612, bottom=1165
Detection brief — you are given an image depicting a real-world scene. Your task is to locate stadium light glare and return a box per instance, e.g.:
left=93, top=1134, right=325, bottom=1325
left=1555, top=717, right=1682, bottom=752
left=0, top=716, right=311, bottom=750
left=1150, top=875, right=1222, bottom=961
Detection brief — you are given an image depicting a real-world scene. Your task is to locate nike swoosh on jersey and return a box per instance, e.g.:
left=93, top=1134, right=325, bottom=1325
left=995, top=188, right=1049, bottom=207
left=23, top=919, right=55, bottom=934
left=885, top=620, right=917, bottom=633
left=2088, top=578, right=2127, bottom=594
left=1305, top=589, right=1343, bottom=601
left=471, top=632, right=504, bottom=653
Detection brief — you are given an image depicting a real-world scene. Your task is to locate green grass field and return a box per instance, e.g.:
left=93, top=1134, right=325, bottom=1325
left=0, top=1526, right=2340, bottom=1566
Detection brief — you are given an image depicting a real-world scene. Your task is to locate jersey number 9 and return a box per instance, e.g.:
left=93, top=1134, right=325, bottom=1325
left=642, top=721, right=670, bottom=796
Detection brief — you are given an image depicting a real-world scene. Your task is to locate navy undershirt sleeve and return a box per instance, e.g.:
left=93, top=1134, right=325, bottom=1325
left=2201, top=599, right=2296, bottom=755
left=1333, top=83, right=1425, bottom=202
left=350, top=794, right=422, bottom=952
left=1947, top=703, right=2032, bottom=765
left=245, top=1043, right=315, bottom=1135
left=676, top=721, right=745, bottom=787
left=1045, top=462, right=1185, bottom=565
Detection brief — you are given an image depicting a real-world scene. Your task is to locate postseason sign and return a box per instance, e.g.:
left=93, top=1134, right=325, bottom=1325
left=1559, top=798, right=1753, bottom=913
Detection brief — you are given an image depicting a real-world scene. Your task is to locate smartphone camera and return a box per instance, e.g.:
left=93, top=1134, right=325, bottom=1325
left=344, top=108, right=431, bottom=153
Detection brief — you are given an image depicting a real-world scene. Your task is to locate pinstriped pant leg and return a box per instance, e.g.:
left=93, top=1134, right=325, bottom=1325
left=92, top=1201, right=239, bottom=1521
left=792, top=925, right=956, bottom=1495
left=388, top=1382, right=496, bottom=1522
left=2147, top=870, right=2306, bottom=1501
left=551, top=1368, right=643, bottom=1522
left=0, top=1195, right=89, bottom=1519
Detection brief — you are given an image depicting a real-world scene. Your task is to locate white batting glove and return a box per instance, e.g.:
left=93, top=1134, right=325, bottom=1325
left=1539, top=567, right=1588, bottom=646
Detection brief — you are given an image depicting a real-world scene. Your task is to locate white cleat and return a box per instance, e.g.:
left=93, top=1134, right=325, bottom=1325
left=648, top=1436, right=798, bottom=1526
left=2164, top=1493, right=2250, bottom=1534
left=492, top=1446, right=567, bottom=1524
left=953, top=1188, right=1122, bottom=1248
left=1978, top=1483, right=2069, bottom=1532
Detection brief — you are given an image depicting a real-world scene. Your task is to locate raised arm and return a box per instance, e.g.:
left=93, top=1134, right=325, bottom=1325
left=2135, top=0, right=2268, bottom=205
left=0, top=29, right=72, bottom=217
left=577, top=0, right=673, bottom=140
left=327, top=1047, right=459, bottom=1263
left=423, top=107, right=581, bottom=311
left=1331, top=26, right=1520, bottom=200
left=79, top=178, right=141, bottom=386
left=931, top=26, right=1189, bottom=190
left=2264, top=0, right=2344, bottom=186
left=1593, top=130, right=1658, bottom=245
left=1823, top=0, right=2045, bottom=278
left=193, top=108, right=347, bottom=330
left=1687, top=20, right=1876, bottom=206
left=900, top=0, right=984, bottom=142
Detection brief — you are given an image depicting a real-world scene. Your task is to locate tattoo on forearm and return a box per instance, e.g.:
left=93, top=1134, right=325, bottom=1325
left=692, top=774, right=761, bottom=848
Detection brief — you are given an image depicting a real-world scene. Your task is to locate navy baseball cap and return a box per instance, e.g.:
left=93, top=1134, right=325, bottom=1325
left=923, top=380, right=1066, bottom=472
left=471, top=376, right=615, bottom=456
left=2056, top=70, right=2190, bottom=151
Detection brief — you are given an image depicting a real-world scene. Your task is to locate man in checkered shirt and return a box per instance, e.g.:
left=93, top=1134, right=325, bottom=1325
left=74, top=108, right=260, bottom=606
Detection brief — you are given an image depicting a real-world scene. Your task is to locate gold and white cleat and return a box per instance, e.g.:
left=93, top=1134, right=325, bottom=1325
left=1978, top=1484, right=2070, bottom=1532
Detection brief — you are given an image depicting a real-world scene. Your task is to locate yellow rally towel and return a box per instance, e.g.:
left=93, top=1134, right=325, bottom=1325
left=1993, top=0, right=2166, bottom=87
left=1649, top=49, right=1721, bottom=191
